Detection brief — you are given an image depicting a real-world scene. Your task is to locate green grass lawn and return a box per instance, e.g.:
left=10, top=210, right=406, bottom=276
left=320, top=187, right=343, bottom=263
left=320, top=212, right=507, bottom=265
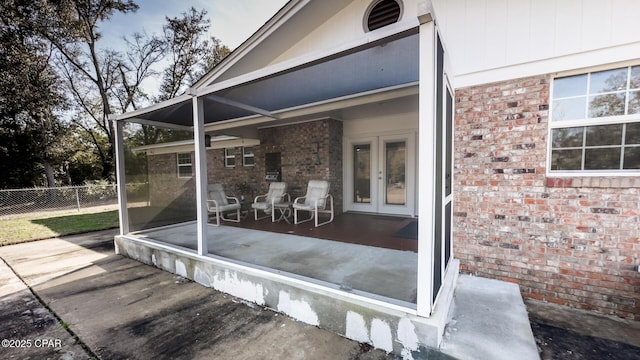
left=0, top=210, right=119, bottom=246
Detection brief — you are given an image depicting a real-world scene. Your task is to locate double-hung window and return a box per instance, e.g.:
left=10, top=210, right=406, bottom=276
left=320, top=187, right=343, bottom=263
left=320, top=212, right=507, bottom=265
left=224, top=148, right=236, bottom=167
left=177, top=153, right=193, bottom=178
left=549, top=65, right=640, bottom=174
left=242, top=147, right=255, bottom=166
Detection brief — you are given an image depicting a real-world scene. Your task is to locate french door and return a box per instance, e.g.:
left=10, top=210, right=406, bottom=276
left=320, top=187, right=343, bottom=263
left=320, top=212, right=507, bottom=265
left=346, top=133, right=415, bottom=216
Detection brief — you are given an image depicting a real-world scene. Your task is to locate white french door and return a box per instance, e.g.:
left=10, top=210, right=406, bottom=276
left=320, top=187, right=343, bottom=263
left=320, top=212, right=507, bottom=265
left=346, top=133, right=415, bottom=216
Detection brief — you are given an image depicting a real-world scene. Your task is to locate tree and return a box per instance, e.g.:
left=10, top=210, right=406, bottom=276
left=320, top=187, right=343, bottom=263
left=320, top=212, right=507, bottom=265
left=0, top=1, right=67, bottom=188
left=114, top=32, right=165, bottom=112
left=12, top=0, right=140, bottom=181
left=64, top=123, right=109, bottom=184
left=130, top=7, right=230, bottom=147
left=4, top=1, right=231, bottom=185
left=158, top=7, right=227, bottom=101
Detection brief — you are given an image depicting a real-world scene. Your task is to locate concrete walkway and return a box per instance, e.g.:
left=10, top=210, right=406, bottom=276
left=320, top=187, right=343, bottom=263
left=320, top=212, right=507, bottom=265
left=0, top=230, right=399, bottom=360
left=0, top=254, right=90, bottom=359
left=0, top=229, right=543, bottom=359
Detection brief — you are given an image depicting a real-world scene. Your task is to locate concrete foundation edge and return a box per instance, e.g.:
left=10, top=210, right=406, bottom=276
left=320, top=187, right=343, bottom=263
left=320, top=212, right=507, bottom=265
left=115, top=235, right=458, bottom=358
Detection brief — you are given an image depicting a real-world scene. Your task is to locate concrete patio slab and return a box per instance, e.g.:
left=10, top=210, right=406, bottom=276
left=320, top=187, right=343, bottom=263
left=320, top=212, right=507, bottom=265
left=133, top=222, right=418, bottom=304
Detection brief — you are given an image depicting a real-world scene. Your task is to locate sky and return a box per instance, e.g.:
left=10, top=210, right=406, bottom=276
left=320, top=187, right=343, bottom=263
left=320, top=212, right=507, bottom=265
left=105, top=0, right=288, bottom=50
left=100, top=0, right=288, bottom=100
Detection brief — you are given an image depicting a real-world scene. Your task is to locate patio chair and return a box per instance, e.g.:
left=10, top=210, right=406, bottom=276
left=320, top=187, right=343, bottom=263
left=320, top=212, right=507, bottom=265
left=293, top=179, right=334, bottom=227
left=251, top=182, right=290, bottom=221
left=206, top=184, right=241, bottom=226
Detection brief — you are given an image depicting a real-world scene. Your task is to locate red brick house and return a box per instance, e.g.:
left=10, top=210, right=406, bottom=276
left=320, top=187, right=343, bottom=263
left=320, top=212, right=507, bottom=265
left=111, top=0, right=640, bottom=356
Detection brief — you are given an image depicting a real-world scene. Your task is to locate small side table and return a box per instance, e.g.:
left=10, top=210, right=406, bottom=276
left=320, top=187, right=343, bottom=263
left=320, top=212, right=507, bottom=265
left=272, top=202, right=292, bottom=223
left=238, top=199, right=251, bottom=220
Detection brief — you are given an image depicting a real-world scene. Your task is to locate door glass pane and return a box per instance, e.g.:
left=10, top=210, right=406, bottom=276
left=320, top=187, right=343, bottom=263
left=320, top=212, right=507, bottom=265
left=353, top=144, right=371, bottom=203
left=445, top=202, right=452, bottom=265
left=385, top=141, right=406, bottom=205
left=445, top=89, right=453, bottom=197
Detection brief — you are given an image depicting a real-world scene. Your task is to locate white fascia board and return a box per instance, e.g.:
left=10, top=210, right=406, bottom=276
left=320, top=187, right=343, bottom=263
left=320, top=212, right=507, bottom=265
left=193, top=0, right=310, bottom=89
left=454, top=41, right=640, bottom=89
left=195, top=20, right=420, bottom=99
left=112, top=94, right=192, bottom=122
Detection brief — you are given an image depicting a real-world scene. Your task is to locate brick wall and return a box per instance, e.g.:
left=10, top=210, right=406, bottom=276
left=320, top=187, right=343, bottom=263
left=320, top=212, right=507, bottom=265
left=147, top=153, right=196, bottom=209
left=207, top=118, right=343, bottom=213
left=454, top=74, right=640, bottom=319
left=258, top=118, right=343, bottom=213
left=146, top=119, right=343, bottom=214
left=206, top=146, right=263, bottom=201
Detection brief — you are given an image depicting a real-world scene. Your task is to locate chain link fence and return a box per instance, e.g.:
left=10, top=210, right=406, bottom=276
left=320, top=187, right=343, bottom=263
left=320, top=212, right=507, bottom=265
left=0, top=185, right=120, bottom=219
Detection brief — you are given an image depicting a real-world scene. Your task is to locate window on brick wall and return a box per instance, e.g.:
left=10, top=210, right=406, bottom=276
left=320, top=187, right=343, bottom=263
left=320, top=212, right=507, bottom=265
left=549, top=64, right=640, bottom=174
left=242, top=147, right=255, bottom=166
left=224, top=148, right=236, bottom=167
left=177, top=153, right=193, bottom=178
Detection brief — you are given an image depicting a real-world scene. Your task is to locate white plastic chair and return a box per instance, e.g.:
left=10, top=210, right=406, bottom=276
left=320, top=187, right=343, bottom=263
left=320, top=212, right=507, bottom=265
left=293, top=180, right=334, bottom=227
left=251, top=182, right=290, bottom=221
left=206, top=184, right=241, bottom=226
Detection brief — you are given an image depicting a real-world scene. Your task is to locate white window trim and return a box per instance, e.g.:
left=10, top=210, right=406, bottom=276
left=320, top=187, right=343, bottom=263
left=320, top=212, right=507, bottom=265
left=547, top=64, right=640, bottom=177
left=177, top=152, right=193, bottom=178
left=224, top=148, right=236, bottom=168
left=242, top=146, right=255, bottom=167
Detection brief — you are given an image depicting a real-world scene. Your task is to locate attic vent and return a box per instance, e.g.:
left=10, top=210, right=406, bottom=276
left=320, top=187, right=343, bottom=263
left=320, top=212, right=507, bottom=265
left=366, top=0, right=401, bottom=31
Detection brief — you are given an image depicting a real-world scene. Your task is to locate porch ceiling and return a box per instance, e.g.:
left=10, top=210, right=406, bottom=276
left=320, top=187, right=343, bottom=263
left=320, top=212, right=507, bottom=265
left=118, top=31, right=419, bottom=129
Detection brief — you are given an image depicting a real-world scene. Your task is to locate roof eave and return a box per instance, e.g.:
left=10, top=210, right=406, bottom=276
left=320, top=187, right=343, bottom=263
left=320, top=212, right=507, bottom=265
left=111, top=94, right=193, bottom=122
left=191, top=0, right=309, bottom=89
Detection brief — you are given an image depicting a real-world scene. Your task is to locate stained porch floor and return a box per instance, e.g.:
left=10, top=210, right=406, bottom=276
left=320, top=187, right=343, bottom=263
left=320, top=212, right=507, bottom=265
left=225, top=211, right=418, bottom=252
left=131, top=214, right=418, bottom=305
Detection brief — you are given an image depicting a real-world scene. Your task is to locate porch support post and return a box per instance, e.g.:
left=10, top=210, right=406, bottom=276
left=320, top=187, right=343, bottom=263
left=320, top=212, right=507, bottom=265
left=416, top=4, right=436, bottom=317
left=112, top=118, right=129, bottom=235
left=192, top=95, right=209, bottom=256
